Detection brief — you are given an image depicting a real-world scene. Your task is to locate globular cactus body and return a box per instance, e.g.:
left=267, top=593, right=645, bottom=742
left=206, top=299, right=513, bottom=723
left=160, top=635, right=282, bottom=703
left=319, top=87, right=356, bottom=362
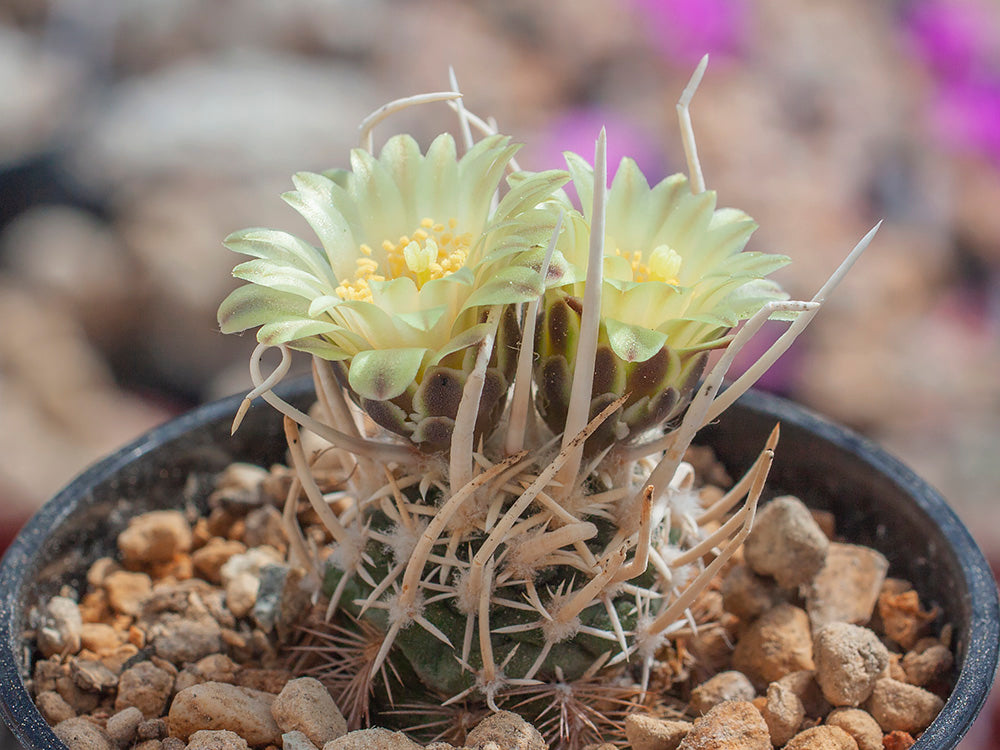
left=221, top=68, right=877, bottom=746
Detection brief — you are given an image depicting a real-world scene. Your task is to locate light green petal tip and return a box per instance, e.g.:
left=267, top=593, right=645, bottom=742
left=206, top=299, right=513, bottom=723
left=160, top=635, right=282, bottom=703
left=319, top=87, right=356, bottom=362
left=348, top=348, right=427, bottom=401
left=604, top=318, right=669, bottom=363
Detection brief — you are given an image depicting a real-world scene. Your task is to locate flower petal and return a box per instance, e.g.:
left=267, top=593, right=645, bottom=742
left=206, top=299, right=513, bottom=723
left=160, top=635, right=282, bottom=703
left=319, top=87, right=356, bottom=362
left=348, top=347, right=427, bottom=400
left=604, top=318, right=669, bottom=363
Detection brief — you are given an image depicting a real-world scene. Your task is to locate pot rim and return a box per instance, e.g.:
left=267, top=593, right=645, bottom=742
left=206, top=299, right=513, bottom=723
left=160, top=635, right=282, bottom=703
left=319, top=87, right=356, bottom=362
left=2, top=383, right=997, bottom=749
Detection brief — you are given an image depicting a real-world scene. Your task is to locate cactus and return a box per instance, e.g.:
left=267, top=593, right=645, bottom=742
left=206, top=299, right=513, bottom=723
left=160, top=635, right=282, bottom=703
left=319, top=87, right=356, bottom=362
left=219, top=64, right=879, bottom=748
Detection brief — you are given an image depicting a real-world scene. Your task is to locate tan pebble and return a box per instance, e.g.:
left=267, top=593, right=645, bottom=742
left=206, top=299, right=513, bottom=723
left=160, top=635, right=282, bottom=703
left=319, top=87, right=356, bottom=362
left=761, top=681, right=805, bottom=746
left=191, top=653, right=240, bottom=683
left=37, top=596, right=83, bottom=657
left=55, top=674, right=100, bottom=713
left=688, top=671, right=756, bottom=714
left=624, top=713, right=691, bottom=750
left=36, top=690, right=77, bottom=725
left=104, top=571, right=152, bottom=616
left=137, top=718, right=168, bottom=740
left=885, top=652, right=907, bottom=682
left=106, top=706, right=144, bottom=746
left=271, top=677, right=347, bottom=747
left=70, top=659, right=118, bottom=693
left=186, top=729, right=250, bottom=749
left=721, top=565, right=787, bottom=621
left=87, top=558, right=123, bottom=587
left=235, top=668, right=293, bottom=694
left=774, top=671, right=830, bottom=719
left=283, top=730, right=321, bottom=750
left=243, top=506, right=288, bottom=551
left=784, top=725, right=858, bottom=749
left=99, top=644, right=140, bottom=674
left=321, top=727, right=423, bottom=749
left=677, top=701, right=770, bottom=750
left=813, top=622, right=889, bottom=706
left=161, top=738, right=186, bottom=750
left=115, top=661, right=174, bottom=717
left=225, top=573, right=259, bottom=618
left=865, top=678, right=944, bottom=734
left=732, top=604, right=815, bottom=687
left=191, top=538, right=247, bottom=583
left=806, top=544, right=888, bottom=629
left=168, top=681, right=281, bottom=746
left=79, top=623, right=124, bottom=653
left=192, top=518, right=213, bottom=548
left=53, top=717, right=116, bottom=750
left=902, top=644, right=953, bottom=686
left=134, top=742, right=162, bottom=750
left=150, top=617, right=222, bottom=664
left=744, top=496, right=829, bottom=589
left=466, top=710, right=547, bottom=750
left=33, top=659, right=66, bottom=693
left=118, top=510, right=193, bottom=565
left=219, top=546, right=285, bottom=584
left=581, top=744, right=617, bottom=750
left=826, top=708, right=883, bottom=750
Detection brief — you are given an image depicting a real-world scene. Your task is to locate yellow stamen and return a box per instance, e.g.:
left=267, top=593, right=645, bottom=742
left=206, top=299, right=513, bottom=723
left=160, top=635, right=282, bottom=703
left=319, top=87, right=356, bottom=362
left=615, top=243, right=683, bottom=285
left=335, top=216, right=471, bottom=303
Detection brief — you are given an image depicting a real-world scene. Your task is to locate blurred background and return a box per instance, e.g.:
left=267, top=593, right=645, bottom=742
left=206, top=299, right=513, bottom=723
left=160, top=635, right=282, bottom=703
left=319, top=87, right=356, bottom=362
left=0, top=0, right=998, bottom=744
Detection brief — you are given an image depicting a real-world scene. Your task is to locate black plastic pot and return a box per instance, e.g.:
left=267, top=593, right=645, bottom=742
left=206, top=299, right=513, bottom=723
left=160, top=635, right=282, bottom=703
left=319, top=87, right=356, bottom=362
left=1, top=382, right=997, bottom=749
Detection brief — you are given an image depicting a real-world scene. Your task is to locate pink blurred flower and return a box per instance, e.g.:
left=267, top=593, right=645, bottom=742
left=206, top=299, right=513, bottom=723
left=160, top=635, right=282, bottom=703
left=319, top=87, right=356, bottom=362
left=902, top=0, right=1000, bottom=165
left=630, top=0, right=749, bottom=65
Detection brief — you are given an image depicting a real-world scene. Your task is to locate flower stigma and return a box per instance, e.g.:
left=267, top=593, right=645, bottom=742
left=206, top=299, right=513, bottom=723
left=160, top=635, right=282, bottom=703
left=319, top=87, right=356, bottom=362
left=614, top=244, right=683, bottom=285
left=335, top=217, right=473, bottom=302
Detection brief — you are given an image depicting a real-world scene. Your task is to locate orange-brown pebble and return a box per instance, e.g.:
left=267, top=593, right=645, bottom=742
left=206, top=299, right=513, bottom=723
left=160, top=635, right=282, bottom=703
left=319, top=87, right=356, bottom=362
left=78, top=591, right=111, bottom=623
left=79, top=623, right=124, bottom=653
left=149, top=553, right=193, bottom=581
left=191, top=538, right=247, bottom=583
left=877, top=586, right=937, bottom=650
left=784, top=725, right=858, bottom=749
left=128, top=625, right=146, bottom=649
left=826, top=708, right=883, bottom=750
left=677, top=701, right=771, bottom=750
left=732, top=603, right=815, bottom=686
left=882, top=730, right=916, bottom=750
left=103, top=571, right=152, bottom=616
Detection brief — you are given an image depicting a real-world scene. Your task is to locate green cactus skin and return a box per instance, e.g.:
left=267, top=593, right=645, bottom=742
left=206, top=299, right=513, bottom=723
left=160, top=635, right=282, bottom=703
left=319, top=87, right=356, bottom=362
left=321, top=495, right=651, bottom=701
